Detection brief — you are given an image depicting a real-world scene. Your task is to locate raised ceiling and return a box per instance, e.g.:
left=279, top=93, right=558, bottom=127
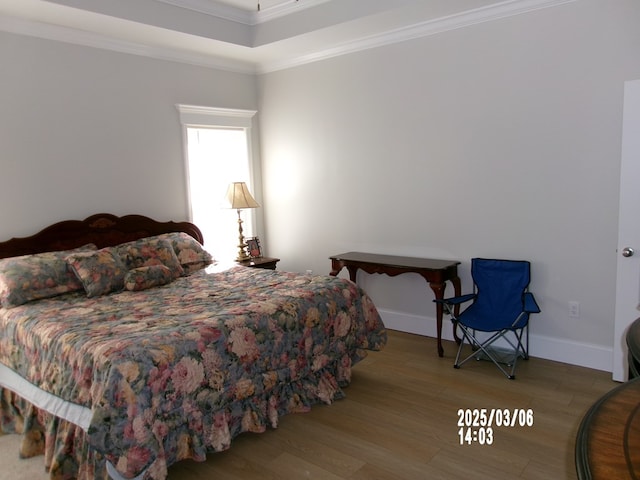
left=0, top=0, right=576, bottom=74
left=212, top=0, right=303, bottom=11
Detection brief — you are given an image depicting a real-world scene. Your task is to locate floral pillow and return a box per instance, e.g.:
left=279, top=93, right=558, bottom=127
left=124, top=239, right=184, bottom=279
left=158, top=232, right=213, bottom=274
left=65, top=247, right=127, bottom=297
left=124, top=265, right=174, bottom=291
left=0, top=244, right=97, bottom=308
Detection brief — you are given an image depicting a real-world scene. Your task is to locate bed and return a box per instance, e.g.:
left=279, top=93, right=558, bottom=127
left=0, top=213, right=387, bottom=480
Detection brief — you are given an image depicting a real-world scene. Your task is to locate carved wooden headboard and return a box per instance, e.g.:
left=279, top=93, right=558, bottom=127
left=0, top=213, right=204, bottom=259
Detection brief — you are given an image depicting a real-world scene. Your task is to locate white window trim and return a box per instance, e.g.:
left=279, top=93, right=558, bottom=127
left=177, top=105, right=257, bottom=129
left=176, top=104, right=259, bottom=226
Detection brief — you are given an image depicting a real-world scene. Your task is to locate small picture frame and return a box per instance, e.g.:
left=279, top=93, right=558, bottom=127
left=246, top=237, right=262, bottom=258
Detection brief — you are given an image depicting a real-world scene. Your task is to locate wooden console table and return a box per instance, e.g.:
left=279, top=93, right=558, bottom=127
left=329, top=252, right=461, bottom=357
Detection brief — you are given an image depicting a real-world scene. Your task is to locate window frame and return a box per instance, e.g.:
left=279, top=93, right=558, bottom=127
left=176, top=104, right=259, bottom=254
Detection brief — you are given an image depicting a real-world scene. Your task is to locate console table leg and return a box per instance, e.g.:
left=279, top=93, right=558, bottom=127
left=346, top=266, right=358, bottom=282
left=329, top=260, right=343, bottom=277
left=429, top=280, right=446, bottom=357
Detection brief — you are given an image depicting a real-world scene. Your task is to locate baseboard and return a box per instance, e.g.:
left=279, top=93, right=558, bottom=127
left=378, top=308, right=613, bottom=374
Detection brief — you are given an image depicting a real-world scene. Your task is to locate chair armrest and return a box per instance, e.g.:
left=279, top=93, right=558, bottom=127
left=524, top=292, right=541, bottom=313
left=434, top=293, right=476, bottom=305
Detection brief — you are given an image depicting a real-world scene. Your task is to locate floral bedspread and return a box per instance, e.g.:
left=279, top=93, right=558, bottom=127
left=0, top=267, right=386, bottom=479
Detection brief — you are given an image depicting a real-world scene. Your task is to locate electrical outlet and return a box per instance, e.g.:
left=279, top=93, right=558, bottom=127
left=569, top=301, right=580, bottom=318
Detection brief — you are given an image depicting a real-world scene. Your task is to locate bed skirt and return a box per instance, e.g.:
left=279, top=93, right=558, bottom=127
left=1, top=387, right=107, bottom=479
left=0, top=354, right=358, bottom=480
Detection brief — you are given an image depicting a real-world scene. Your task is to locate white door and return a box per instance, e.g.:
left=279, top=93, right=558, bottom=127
left=613, top=79, right=640, bottom=382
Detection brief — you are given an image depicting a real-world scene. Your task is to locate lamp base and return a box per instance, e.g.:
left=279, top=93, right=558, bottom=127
left=236, top=245, right=250, bottom=262
left=235, top=209, right=250, bottom=262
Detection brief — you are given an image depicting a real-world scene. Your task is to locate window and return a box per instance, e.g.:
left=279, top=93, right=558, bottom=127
left=177, top=105, right=258, bottom=260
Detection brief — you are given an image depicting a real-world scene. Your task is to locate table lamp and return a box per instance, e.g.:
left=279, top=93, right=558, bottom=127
left=223, top=182, right=260, bottom=261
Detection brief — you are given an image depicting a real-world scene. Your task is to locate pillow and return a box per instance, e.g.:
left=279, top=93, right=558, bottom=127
left=115, top=233, right=213, bottom=275
left=124, top=265, right=174, bottom=291
left=0, top=244, right=97, bottom=308
left=124, top=239, right=184, bottom=278
left=158, top=232, right=213, bottom=275
left=65, top=247, right=127, bottom=297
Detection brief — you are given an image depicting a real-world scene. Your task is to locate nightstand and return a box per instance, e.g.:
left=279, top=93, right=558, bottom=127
left=237, top=256, right=280, bottom=270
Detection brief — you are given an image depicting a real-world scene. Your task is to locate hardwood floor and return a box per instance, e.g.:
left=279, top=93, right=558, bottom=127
left=167, top=330, right=616, bottom=480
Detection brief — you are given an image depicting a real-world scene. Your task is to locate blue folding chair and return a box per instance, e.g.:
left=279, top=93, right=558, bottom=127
left=435, top=258, right=540, bottom=379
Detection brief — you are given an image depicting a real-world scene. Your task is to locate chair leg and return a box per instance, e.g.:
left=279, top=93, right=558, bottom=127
left=453, top=322, right=466, bottom=369
left=454, top=326, right=525, bottom=379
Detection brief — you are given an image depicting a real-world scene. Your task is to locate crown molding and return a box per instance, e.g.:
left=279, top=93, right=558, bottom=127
left=0, top=0, right=578, bottom=75
left=0, top=14, right=258, bottom=74
left=257, top=0, right=579, bottom=73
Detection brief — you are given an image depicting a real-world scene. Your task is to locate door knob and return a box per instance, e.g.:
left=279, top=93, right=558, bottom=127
left=622, top=247, right=635, bottom=257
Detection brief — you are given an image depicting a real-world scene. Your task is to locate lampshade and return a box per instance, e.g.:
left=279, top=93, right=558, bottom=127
left=223, top=182, right=260, bottom=210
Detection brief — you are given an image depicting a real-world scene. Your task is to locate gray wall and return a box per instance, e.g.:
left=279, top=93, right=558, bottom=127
left=257, top=0, right=640, bottom=371
left=0, top=32, right=258, bottom=239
